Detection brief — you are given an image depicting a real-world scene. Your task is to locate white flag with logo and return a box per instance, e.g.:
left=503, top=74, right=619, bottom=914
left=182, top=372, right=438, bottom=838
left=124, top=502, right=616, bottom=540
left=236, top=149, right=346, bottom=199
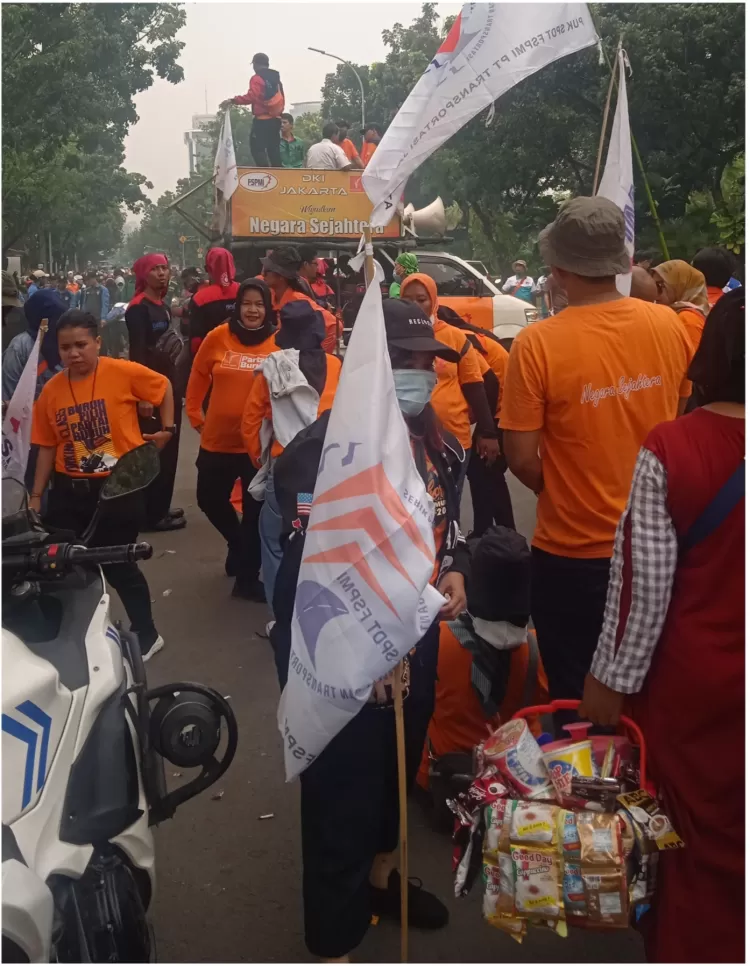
left=214, top=109, right=238, bottom=200
left=278, top=281, right=445, bottom=781
left=597, top=47, right=635, bottom=296
left=363, top=3, right=598, bottom=226
left=2, top=327, right=41, bottom=482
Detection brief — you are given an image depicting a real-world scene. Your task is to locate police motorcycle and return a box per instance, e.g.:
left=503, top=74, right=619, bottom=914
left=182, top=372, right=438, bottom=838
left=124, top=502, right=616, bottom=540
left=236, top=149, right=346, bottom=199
left=2, top=444, right=238, bottom=962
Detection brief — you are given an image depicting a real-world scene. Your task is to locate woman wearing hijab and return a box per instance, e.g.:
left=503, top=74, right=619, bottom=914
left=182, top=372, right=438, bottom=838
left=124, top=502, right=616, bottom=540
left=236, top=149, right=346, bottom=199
left=400, top=275, right=500, bottom=499
left=652, top=259, right=710, bottom=354
left=186, top=279, right=278, bottom=601
left=242, top=300, right=341, bottom=606
left=188, top=247, right=240, bottom=357
left=388, top=251, right=419, bottom=297
left=126, top=254, right=186, bottom=532
left=2, top=289, right=66, bottom=402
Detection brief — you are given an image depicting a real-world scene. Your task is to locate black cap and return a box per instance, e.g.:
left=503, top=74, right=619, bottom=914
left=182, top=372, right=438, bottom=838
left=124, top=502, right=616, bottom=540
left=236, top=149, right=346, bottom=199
left=467, top=526, right=532, bottom=625
left=262, top=247, right=301, bottom=279
left=382, top=299, right=460, bottom=362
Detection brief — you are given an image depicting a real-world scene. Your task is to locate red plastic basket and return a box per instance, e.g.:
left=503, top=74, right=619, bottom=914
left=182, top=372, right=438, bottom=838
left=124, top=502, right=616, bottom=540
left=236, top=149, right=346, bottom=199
left=511, top=699, right=648, bottom=791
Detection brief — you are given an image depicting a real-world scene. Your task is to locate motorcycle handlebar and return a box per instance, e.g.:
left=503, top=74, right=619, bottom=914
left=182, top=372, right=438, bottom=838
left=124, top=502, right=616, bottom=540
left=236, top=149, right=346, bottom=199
left=3, top=541, right=153, bottom=574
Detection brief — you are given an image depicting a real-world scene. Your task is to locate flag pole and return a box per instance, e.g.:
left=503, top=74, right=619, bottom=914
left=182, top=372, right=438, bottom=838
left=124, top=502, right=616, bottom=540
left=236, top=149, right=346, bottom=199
left=591, top=37, right=620, bottom=196
left=364, top=216, right=409, bottom=961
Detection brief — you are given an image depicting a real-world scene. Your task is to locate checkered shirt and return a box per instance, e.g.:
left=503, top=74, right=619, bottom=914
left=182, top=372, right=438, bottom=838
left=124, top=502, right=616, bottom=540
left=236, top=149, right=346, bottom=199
left=590, top=447, right=678, bottom=694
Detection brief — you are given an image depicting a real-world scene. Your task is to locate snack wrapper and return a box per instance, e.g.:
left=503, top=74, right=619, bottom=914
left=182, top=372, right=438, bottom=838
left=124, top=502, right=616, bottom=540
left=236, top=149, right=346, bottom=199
left=482, top=719, right=554, bottom=800
left=467, top=765, right=508, bottom=808
left=577, top=812, right=623, bottom=867
left=582, top=869, right=630, bottom=928
left=617, top=789, right=684, bottom=851
left=511, top=801, right=559, bottom=846
left=562, top=860, right=587, bottom=917
left=542, top=740, right=597, bottom=800
left=558, top=809, right=581, bottom=859
left=485, top=800, right=512, bottom=854
left=511, top=844, right=565, bottom=925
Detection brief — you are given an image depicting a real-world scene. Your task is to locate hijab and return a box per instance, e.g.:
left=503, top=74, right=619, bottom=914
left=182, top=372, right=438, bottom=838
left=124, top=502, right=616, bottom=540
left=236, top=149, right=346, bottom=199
left=132, top=253, right=168, bottom=298
left=206, top=247, right=236, bottom=293
left=654, top=260, right=710, bottom=317
left=400, top=272, right=439, bottom=322
left=395, top=251, right=419, bottom=277
left=24, top=289, right=67, bottom=370
left=230, top=278, right=277, bottom=346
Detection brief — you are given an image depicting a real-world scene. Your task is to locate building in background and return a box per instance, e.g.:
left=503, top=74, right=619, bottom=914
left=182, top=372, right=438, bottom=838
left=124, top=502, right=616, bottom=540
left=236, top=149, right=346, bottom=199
left=288, top=101, right=322, bottom=119
left=184, top=114, right=215, bottom=175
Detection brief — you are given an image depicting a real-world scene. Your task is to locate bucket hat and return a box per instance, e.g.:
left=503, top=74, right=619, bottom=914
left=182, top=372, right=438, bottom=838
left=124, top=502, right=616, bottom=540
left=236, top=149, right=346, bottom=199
left=539, top=197, right=630, bottom=277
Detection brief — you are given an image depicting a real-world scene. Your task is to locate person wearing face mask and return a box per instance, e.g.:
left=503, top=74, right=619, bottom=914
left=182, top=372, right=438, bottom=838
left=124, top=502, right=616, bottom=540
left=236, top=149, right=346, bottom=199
left=242, top=300, right=341, bottom=607
left=400, top=273, right=500, bottom=499
left=126, top=253, right=187, bottom=532
left=267, top=298, right=469, bottom=961
left=186, top=278, right=277, bottom=600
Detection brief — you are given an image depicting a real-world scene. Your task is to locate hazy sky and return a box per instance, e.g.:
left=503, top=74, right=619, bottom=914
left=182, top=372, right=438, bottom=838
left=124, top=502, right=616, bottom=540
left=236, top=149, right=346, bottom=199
left=124, top=2, right=460, bottom=200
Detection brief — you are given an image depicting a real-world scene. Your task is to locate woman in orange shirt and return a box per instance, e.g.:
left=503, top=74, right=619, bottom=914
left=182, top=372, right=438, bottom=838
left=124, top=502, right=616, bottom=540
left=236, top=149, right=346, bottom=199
left=30, top=309, right=174, bottom=661
left=400, top=274, right=500, bottom=499
left=262, top=247, right=341, bottom=353
left=185, top=279, right=277, bottom=601
left=653, top=259, right=710, bottom=354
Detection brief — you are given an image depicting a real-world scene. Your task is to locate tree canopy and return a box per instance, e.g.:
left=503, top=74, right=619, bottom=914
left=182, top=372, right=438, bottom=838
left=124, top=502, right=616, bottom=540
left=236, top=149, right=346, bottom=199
left=2, top=2, right=185, bottom=267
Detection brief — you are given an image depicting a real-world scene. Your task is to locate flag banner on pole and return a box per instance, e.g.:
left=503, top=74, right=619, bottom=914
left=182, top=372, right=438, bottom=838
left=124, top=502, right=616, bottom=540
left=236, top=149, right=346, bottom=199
left=363, top=3, right=598, bottom=227
left=597, top=47, right=634, bottom=296
left=2, top=327, right=42, bottom=482
left=278, top=281, right=445, bottom=781
left=214, top=109, right=238, bottom=200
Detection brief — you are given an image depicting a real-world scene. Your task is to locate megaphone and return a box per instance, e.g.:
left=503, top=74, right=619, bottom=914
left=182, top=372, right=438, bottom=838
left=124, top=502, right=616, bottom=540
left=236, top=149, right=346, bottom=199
left=402, top=197, right=446, bottom=237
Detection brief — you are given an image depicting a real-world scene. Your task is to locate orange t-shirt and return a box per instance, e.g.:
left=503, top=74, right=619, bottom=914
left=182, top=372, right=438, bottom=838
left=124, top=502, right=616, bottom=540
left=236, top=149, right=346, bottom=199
left=185, top=323, right=277, bottom=453
left=500, top=297, right=694, bottom=558
left=706, top=286, right=724, bottom=308
left=430, top=320, right=486, bottom=449
left=340, top=138, right=361, bottom=163
left=474, top=332, right=509, bottom=419
left=273, top=288, right=341, bottom=353
left=32, top=357, right=168, bottom=477
left=361, top=141, right=377, bottom=166
left=242, top=353, right=342, bottom=465
left=677, top=307, right=706, bottom=355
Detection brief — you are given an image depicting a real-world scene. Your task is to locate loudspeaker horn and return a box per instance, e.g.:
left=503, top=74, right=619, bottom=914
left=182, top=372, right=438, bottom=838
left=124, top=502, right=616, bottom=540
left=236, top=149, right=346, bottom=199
left=404, top=197, right=446, bottom=237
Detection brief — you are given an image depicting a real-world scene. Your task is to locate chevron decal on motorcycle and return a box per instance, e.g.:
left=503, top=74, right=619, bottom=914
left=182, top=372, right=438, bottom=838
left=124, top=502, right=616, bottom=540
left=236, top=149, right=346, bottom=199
left=2, top=700, right=52, bottom=807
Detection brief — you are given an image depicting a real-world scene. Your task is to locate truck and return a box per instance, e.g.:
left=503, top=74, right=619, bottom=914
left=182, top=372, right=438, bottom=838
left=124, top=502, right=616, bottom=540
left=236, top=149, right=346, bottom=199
left=169, top=166, right=537, bottom=349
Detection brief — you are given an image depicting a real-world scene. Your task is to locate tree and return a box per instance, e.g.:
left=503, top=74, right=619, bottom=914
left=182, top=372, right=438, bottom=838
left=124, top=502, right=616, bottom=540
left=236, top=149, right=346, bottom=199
left=2, top=3, right=186, bottom=265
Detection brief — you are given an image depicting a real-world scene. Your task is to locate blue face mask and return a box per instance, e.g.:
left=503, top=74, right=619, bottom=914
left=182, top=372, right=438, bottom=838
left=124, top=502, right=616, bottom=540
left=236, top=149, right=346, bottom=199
left=393, top=368, right=437, bottom=417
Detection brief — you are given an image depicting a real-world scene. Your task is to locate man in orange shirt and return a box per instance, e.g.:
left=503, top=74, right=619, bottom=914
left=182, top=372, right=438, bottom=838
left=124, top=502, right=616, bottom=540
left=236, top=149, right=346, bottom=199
left=360, top=121, right=383, bottom=167
left=263, top=247, right=341, bottom=352
left=336, top=120, right=363, bottom=167
left=500, top=197, right=694, bottom=707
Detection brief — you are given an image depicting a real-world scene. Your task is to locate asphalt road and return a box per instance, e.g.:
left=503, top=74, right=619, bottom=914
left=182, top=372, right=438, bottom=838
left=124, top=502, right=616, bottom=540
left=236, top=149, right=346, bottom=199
left=128, top=424, right=644, bottom=963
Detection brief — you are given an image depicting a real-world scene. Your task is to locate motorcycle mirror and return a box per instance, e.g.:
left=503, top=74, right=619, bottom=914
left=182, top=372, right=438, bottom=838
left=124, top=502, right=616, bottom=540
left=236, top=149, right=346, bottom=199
left=100, top=443, right=161, bottom=502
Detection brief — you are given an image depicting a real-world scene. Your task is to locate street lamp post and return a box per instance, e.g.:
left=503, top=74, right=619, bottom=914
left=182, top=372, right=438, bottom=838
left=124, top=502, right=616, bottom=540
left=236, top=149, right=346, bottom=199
left=308, top=47, right=366, bottom=133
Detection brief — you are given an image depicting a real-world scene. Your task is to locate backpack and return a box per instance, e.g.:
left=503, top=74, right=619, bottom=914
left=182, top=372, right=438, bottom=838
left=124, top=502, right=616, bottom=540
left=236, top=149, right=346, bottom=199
left=257, top=68, right=284, bottom=117
left=153, top=327, right=190, bottom=395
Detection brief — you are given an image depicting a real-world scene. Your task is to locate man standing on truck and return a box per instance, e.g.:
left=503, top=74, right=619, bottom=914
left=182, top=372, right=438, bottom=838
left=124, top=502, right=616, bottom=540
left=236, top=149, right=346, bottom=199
left=222, top=52, right=285, bottom=168
left=306, top=121, right=362, bottom=170
left=337, top=120, right=362, bottom=167
left=279, top=113, right=306, bottom=169
left=360, top=121, right=383, bottom=166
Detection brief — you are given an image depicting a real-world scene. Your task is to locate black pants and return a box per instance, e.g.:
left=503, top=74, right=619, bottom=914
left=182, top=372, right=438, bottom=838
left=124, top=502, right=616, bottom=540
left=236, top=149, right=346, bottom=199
left=195, top=448, right=262, bottom=585
left=250, top=117, right=281, bottom=167
left=140, top=396, right=182, bottom=527
left=45, top=476, right=158, bottom=648
left=466, top=450, right=515, bottom=536
left=531, top=548, right=611, bottom=706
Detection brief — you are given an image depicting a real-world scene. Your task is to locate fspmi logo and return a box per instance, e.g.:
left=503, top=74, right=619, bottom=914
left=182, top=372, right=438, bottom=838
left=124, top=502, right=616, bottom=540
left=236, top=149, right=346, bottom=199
left=240, top=172, right=278, bottom=192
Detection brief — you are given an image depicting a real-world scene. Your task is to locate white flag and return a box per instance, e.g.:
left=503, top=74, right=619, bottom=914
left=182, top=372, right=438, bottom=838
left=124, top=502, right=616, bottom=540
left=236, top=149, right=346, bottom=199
left=363, top=3, right=598, bottom=226
left=278, top=281, right=445, bottom=781
left=2, top=327, right=42, bottom=482
left=214, top=109, right=238, bottom=200
left=597, top=47, right=635, bottom=296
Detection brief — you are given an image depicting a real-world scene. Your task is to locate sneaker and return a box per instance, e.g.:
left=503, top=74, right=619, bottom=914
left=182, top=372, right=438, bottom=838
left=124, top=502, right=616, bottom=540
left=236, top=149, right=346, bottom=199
left=257, top=620, right=275, bottom=640
left=140, top=635, right=165, bottom=663
left=167, top=507, right=185, bottom=520
left=370, top=870, right=448, bottom=930
left=231, top=578, right=267, bottom=603
left=144, top=515, right=187, bottom=533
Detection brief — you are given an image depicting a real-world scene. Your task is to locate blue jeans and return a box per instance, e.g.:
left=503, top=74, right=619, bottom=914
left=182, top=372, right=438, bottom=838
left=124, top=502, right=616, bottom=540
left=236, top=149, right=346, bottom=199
left=259, top=467, right=283, bottom=614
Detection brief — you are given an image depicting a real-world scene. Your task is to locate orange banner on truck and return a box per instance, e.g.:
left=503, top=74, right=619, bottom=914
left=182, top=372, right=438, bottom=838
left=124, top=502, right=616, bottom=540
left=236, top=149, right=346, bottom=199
left=230, top=168, right=401, bottom=239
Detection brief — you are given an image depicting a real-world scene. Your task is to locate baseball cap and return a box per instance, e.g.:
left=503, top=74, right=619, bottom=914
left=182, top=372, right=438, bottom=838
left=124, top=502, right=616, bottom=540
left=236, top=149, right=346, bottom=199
left=539, top=196, right=630, bottom=277
left=262, top=247, right=301, bottom=279
left=383, top=299, right=460, bottom=362
left=1, top=271, right=22, bottom=307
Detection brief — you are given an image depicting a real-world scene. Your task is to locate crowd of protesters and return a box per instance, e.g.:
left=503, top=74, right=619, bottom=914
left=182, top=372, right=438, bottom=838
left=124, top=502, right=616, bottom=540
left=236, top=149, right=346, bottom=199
left=2, top=190, right=743, bottom=962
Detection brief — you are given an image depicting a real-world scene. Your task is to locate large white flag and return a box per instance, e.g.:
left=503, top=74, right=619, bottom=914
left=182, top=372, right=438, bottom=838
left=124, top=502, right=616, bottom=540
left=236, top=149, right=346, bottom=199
left=278, top=281, right=445, bottom=780
left=363, top=3, right=598, bottom=226
left=214, top=109, right=238, bottom=199
left=2, top=327, right=42, bottom=482
left=597, top=47, right=635, bottom=296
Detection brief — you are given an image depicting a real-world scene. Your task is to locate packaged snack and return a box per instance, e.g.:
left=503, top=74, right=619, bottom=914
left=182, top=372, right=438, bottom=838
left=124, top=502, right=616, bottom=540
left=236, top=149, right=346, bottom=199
left=468, top=765, right=508, bottom=808
left=542, top=740, right=597, bottom=799
left=487, top=913, right=527, bottom=943
left=496, top=851, right=516, bottom=916
left=582, top=869, right=629, bottom=927
left=482, top=855, right=502, bottom=919
left=485, top=799, right=512, bottom=853
left=577, top=812, right=623, bottom=867
left=558, top=809, right=581, bottom=859
left=616, top=810, right=636, bottom=859
left=569, top=776, right=623, bottom=812
left=562, top=860, right=587, bottom=916
left=510, top=801, right=559, bottom=846
left=617, top=789, right=684, bottom=851
left=482, top=719, right=554, bottom=800
left=511, top=844, right=565, bottom=922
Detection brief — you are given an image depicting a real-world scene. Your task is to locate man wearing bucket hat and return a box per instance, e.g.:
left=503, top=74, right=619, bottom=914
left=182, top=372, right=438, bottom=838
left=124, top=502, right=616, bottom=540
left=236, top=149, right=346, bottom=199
left=499, top=196, right=695, bottom=711
left=501, top=259, right=536, bottom=304
left=262, top=246, right=340, bottom=352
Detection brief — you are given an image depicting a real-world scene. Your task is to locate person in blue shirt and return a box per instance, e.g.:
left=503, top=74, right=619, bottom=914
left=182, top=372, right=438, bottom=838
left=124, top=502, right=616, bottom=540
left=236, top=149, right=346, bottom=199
left=501, top=259, right=537, bottom=303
